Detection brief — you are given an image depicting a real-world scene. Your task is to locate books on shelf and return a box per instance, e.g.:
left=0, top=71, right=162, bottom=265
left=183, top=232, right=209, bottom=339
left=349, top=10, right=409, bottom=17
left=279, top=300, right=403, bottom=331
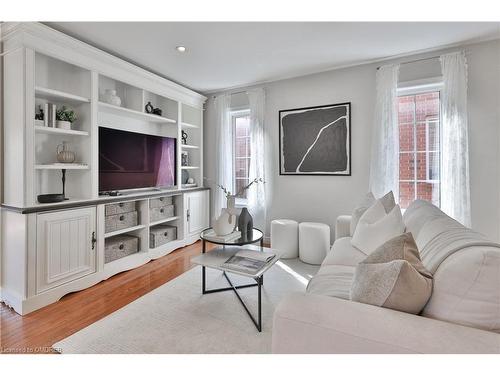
left=203, top=230, right=241, bottom=243
left=221, top=249, right=276, bottom=275
left=44, top=103, right=56, bottom=127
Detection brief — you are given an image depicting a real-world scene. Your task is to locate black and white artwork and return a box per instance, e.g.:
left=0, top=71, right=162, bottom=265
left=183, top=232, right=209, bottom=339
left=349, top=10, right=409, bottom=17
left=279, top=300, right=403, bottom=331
left=279, top=102, right=351, bottom=175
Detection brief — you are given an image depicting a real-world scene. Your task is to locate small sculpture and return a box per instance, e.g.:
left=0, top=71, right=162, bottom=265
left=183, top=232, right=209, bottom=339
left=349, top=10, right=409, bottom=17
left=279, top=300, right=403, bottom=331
left=152, top=107, right=162, bottom=116
left=56, top=141, right=76, bottom=163
left=145, top=101, right=154, bottom=113
left=35, top=105, right=44, bottom=120
left=181, top=130, right=188, bottom=145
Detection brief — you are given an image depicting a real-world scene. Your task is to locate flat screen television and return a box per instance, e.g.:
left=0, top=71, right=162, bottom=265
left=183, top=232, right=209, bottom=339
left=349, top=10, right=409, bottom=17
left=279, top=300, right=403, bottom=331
left=99, top=127, right=176, bottom=192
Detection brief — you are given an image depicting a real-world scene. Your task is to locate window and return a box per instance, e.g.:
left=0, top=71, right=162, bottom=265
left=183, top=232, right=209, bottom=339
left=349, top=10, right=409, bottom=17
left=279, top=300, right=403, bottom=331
left=231, top=110, right=251, bottom=199
left=398, top=89, right=441, bottom=209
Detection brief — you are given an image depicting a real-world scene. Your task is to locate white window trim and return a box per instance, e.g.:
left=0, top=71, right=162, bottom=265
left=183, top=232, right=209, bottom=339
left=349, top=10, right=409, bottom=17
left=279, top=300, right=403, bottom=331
left=397, top=81, right=443, bottom=207
left=230, top=109, right=251, bottom=206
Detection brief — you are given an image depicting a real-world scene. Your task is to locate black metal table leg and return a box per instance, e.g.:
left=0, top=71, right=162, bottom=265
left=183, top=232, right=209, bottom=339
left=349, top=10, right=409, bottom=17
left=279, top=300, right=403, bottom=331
left=202, top=239, right=206, bottom=294
left=260, top=237, right=264, bottom=285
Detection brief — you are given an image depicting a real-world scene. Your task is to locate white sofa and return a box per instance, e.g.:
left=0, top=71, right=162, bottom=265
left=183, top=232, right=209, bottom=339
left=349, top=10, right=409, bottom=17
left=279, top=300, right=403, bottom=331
left=272, top=200, right=500, bottom=353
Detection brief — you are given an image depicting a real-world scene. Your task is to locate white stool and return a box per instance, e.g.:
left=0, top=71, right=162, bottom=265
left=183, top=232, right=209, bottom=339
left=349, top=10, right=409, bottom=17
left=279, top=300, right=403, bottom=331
left=299, top=222, right=330, bottom=265
left=271, top=219, right=299, bottom=259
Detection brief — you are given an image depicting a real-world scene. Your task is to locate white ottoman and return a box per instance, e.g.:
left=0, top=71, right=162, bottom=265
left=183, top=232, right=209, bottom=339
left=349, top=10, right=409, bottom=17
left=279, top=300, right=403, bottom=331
left=271, top=219, right=299, bottom=259
left=299, top=222, right=330, bottom=265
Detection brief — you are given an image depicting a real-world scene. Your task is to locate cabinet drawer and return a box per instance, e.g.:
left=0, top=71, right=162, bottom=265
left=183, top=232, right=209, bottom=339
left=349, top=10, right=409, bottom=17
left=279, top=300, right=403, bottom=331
left=150, top=204, right=175, bottom=222
left=150, top=196, right=173, bottom=208
left=105, top=201, right=136, bottom=216
left=150, top=225, right=177, bottom=248
left=105, top=211, right=138, bottom=233
left=105, top=235, right=139, bottom=263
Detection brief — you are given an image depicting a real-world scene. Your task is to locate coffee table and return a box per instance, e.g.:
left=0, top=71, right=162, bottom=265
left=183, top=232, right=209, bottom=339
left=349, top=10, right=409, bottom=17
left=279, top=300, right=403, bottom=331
left=192, top=228, right=279, bottom=332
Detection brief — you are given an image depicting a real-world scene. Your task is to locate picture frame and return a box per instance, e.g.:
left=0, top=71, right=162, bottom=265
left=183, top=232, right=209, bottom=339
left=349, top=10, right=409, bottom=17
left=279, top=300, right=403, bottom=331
left=279, top=102, right=351, bottom=176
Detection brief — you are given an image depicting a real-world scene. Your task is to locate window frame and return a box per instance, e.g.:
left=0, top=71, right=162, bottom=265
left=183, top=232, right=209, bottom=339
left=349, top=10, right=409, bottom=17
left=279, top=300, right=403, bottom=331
left=230, top=108, right=251, bottom=205
left=397, top=79, right=443, bottom=207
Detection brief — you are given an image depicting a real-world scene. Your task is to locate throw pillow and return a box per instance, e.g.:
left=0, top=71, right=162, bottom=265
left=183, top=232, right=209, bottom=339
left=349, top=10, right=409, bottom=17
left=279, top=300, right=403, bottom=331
left=350, top=192, right=376, bottom=236
left=379, top=191, right=396, bottom=213
left=350, top=232, right=433, bottom=314
left=351, top=201, right=405, bottom=255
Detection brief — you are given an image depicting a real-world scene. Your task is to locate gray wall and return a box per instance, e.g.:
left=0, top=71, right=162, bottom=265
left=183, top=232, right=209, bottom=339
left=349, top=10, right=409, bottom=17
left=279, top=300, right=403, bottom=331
left=204, top=39, right=500, bottom=241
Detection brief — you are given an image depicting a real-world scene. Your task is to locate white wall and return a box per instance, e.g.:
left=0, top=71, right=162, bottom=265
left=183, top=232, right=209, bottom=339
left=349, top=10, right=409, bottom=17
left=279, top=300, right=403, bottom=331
left=204, top=39, right=500, bottom=241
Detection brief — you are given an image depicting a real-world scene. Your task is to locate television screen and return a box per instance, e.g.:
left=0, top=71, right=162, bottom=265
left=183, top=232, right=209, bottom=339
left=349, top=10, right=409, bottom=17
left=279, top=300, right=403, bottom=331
left=99, top=127, right=176, bottom=192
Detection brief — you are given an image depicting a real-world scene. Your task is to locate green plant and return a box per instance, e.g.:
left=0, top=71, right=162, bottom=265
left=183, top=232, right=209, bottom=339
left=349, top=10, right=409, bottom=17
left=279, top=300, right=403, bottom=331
left=56, top=106, right=77, bottom=123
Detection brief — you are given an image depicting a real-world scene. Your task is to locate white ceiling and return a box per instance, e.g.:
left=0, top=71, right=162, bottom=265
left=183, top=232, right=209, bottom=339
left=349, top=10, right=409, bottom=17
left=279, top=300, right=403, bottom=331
left=46, top=22, right=500, bottom=94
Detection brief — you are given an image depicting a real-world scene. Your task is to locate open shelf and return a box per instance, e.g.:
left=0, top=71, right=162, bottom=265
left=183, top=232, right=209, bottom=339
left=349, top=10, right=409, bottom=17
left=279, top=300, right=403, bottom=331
left=34, top=125, right=89, bottom=136
left=181, top=144, right=199, bottom=149
left=104, top=224, right=146, bottom=239
left=181, top=122, right=199, bottom=129
left=35, top=163, right=89, bottom=170
left=150, top=216, right=180, bottom=227
left=98, top=102, right=177, bottom=124
left=181, top=166, right=199, bottom=170
left=35, top=86, right=90, bottom=104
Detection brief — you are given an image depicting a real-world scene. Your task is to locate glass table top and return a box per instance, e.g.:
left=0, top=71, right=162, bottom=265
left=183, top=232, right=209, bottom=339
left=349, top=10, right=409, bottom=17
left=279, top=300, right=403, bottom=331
left=200, top=228, right=264, bottom=246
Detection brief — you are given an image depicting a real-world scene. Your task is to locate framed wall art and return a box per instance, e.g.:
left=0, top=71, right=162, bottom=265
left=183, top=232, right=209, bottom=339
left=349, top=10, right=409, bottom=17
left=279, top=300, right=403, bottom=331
left=279, top=102, right=351, bottom=176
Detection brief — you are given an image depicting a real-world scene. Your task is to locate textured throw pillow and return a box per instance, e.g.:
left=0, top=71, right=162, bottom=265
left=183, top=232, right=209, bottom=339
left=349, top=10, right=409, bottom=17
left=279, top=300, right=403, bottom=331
left=350, top=192, right=376, bottom=235
left=350, top=232, right=433, bottom=314
left=379, top=191, right=396, bottom=213
left=351, top=201, right=405, bottom=255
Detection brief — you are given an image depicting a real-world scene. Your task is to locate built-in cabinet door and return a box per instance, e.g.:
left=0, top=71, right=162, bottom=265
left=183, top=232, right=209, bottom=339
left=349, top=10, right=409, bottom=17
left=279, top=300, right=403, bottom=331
left=184, top=191, right=209, bottom=237
left=36, top=207, right=97, bottom=293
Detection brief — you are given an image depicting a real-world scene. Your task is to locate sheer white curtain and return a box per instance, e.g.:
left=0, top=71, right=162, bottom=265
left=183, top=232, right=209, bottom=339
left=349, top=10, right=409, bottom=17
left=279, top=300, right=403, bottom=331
left=369, top=64, right=400, bottom=199
left=440, top=51, right=471, bottom=226
left=247, top=88, right=266, bottom=224
left=213, top=93, right=232, bottom=218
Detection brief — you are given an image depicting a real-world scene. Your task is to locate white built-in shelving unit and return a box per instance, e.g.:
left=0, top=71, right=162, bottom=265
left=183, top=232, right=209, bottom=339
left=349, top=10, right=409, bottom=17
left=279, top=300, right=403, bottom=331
left=1, top=22, right=209, bottom=315
left=2, top=31, right=205, bottom=207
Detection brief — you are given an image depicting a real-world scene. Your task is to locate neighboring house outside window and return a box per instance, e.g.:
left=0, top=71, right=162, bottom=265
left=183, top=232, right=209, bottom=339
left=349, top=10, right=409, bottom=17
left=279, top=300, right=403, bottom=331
left=398, top=88, right=441, bottom=209
left=231, top=109, right=251, bottom=201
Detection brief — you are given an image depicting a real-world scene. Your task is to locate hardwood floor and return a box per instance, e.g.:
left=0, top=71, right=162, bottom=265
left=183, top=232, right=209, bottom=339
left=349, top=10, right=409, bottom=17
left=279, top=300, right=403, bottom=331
left=0, top=240, right=216, bottom=354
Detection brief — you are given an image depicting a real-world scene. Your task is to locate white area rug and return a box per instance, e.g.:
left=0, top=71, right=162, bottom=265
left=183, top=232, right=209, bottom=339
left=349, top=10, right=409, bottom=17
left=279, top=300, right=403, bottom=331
left=53, top=259, right=318, bottom=354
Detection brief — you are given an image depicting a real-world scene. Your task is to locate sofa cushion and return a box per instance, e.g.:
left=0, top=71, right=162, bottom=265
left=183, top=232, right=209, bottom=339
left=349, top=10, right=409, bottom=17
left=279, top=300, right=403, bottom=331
left=350, top=232, right=433, bottom=314
left=307, top=264, right=355, bottom=300
left=325, top=237, right=367, bottom=267
left=403, top=200, right=500, bottom=332
left=351, top=202, right=405, bottom=255
left=422, top=247, right=500, bottom=333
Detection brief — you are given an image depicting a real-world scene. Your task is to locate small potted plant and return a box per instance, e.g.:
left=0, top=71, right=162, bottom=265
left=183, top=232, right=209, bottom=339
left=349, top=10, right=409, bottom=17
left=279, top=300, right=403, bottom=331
left=56, top=106, right=77, bottom=130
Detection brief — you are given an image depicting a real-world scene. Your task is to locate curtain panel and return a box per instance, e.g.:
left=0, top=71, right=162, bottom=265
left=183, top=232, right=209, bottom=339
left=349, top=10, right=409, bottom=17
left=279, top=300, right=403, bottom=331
left=440, top=51, right=471, bottom=226
left=369, top=64, right=400, bottom=200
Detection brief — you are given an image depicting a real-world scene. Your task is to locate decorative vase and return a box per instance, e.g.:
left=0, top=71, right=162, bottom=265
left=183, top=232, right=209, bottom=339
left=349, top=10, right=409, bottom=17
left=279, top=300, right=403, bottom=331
left=56, top=120, right=71, bottom=130
left=238, top=207, right=253, bottom=240
left=103, top=89, right=122, bottom=107
left=213, top=208, right=237, bottom=236
left=56, top=141, right=76, bottom=163
left=182, top=169, right=189, bottom=184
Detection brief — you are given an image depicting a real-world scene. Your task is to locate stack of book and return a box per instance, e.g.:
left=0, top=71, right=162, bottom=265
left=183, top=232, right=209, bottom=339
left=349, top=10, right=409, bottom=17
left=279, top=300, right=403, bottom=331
left=203, top=230, right=241, bottom=243
left=43, top=103, right=57, bottom=127
left=221, top=249, right=276, bottom=275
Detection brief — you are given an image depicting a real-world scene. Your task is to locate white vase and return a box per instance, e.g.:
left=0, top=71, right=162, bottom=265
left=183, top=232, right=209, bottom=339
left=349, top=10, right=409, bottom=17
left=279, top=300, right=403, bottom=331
left=103, top=89, right=122, bottom=107
left=213, top=208, right=237, bottom=236
left=56, top=120, right=71, bottom=130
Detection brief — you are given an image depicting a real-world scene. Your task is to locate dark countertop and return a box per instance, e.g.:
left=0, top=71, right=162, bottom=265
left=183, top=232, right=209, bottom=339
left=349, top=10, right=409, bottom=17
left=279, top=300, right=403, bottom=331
left=1, top=186, right=210, bottom=214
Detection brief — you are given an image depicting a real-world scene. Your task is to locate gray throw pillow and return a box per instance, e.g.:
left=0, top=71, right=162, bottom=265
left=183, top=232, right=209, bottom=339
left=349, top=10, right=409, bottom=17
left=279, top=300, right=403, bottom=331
left=350, top=232, right=433, bottom=314
left=379, top=190, right=396, bottom=213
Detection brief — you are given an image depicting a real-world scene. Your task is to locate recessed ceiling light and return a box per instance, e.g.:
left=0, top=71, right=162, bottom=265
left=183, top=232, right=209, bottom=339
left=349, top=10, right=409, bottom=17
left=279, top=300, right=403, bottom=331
left=176, top=46, right=186, bottom=53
